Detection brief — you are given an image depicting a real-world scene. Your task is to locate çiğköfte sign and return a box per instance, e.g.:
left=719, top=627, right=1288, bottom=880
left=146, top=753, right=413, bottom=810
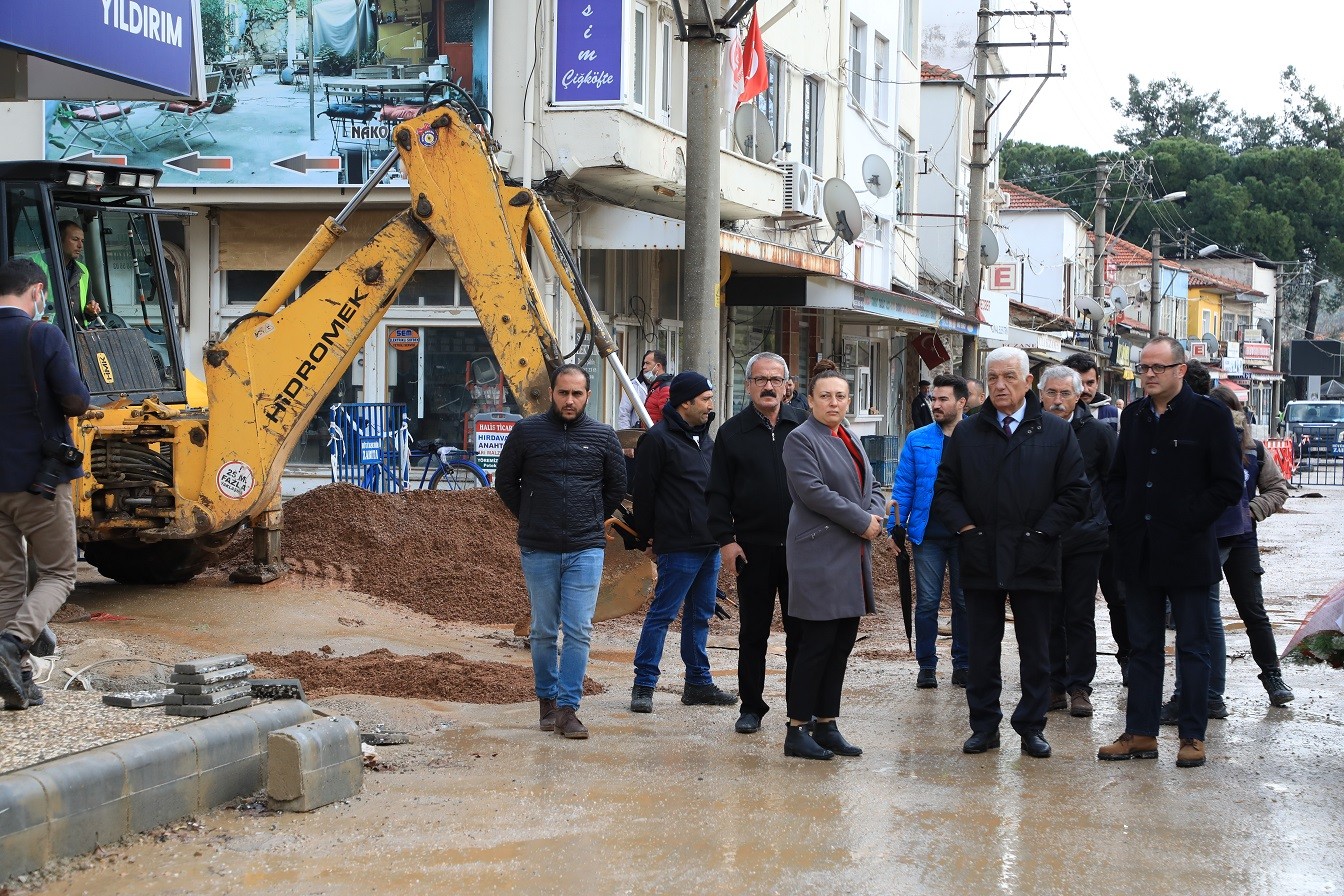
left=0, top=0, right=199, bottom=98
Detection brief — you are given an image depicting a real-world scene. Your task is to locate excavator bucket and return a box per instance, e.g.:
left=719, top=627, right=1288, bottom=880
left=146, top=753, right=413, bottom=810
left=594, top=541, right=656, bottom=622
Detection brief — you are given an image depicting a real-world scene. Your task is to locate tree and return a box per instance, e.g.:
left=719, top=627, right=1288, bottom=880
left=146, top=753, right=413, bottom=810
left=1111, top=75, right=1237, bottom=150
left=1278, top=66, right=1344, bottom=151
left=998, top=141, right=1106, bottom=222
left=200, top=0, right=234, bottom=61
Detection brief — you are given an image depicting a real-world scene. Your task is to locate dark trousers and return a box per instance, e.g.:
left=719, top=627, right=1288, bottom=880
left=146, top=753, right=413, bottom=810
left=1126, top=582, right=1210, bottom=741
left=965, top=588, right=1053, bottom=737
left=735, top=543, right=795, bottom=719
left=1049, top=551, right=1102, bottom=695
left=1222, top=544, right=1281, bottom=674
left=785, top=616, right=859, bottom=722
left=1097, top=542, right=1130, bottom=664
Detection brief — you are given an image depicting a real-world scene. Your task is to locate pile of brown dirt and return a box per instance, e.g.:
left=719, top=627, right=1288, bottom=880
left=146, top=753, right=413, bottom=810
left=251, top=648, right=603, bottom=703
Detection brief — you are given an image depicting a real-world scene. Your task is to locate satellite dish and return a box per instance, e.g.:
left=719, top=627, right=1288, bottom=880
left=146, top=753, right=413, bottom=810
left=1109, top=285, right=1129, bottom=310
left=732, top=105, right=776, bottom=164
left=822, top=178, right=863, bottom=244
left=1138, top=277, right=1152, bottom=294
left=1076, top=297, right=1105, bottom=322
left=980, top=228, right=1000, bottom=266
left=1202, top=332, right=1218, bottom=343
left=861, top=154, right=893, bottom=197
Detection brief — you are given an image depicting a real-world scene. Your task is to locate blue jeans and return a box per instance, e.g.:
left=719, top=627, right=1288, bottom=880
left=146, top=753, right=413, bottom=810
left=912, top=537, right=967, bottom=671
left=520, top=548, right=604, bottom=710
left=633, top=550, right=721, bottom=688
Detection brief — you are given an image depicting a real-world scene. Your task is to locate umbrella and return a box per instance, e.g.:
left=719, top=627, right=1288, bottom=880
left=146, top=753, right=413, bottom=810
left=890, top=525, right=913, bottom=651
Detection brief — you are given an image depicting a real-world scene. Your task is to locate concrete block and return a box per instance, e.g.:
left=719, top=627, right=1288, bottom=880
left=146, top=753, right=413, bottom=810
left=170, top=664, right=255, bottom=686
left=181, top=712, right=263, bottom=809
left=165, top=695, right=253, bottom=717
left=166, top=685, right=252, bottom=706
left=173, top=654, right=248, bottom=674
left=266, top=716, right=363, bottom=812
left=107, top=730, right=202, bottom=832
left=173, top=678, right=256, bottom=695
left=103, top=689, right=174, bottom=707
left=25, top=751, right=129, bottom=858
left=0, top=772, right=51, bottom=881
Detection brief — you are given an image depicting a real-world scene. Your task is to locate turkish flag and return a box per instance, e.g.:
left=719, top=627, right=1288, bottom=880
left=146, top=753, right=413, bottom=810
left=739, top=10, right=769, bottom=105
left=911, top=333, right=952, bottom=370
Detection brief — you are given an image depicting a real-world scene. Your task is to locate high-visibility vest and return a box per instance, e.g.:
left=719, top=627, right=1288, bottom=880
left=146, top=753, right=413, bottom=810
left=29, top=252, right=90, bottom=316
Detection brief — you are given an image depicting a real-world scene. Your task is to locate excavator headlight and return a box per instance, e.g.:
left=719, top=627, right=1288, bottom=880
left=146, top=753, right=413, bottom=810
left=86, top=170, right=106, bottom=187
left=118, top=172, right=138, bottom=187
left=65, top=171, right=87, bottom=187
left=138, top=173, right=157, bottom=189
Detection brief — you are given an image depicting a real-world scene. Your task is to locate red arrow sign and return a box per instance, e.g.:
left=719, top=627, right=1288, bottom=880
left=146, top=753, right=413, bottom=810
left=65, top=151, right=128, bottom=166
left=272, top=153, right=342, bottom=174
left=162, top=152, right=233, bottom=175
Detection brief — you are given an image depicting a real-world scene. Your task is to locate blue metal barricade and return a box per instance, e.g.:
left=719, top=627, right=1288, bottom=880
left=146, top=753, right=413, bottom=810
left=327, top=402, right=408, bottom=492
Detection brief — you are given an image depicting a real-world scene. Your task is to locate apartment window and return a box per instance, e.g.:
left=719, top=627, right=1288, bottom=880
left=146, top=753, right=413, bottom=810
left=873, top=34, right=890, bottom=121
left=900, top=0, right=916, bottom=59
left=849, top=18, right=866, bottom=108
left=802, top=75, right=823, bottom=170
left=895, top=133, right=912, bottom=223
left=751, top=52, right=782, bottom=136
left=632, top=1, right=649, bottom=112
left=660, top=21, right=672, bottom=118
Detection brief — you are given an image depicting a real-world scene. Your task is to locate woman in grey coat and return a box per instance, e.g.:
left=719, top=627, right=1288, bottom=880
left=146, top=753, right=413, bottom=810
left=780, top=360, right=886, bottom=760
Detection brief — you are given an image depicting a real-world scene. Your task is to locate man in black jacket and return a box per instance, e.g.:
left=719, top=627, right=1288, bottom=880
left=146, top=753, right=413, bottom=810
left=630, top=371, right=737, bottom=713
left=911, top=379, right=934, bottom=428
left=1099, top=337, right=1243, bottom=769
left=707, top=352, right=805, bottom=734
left=1040, top=365, right=1116, bottom=718
left=495, top=365, right=626, bottom=739
left=935, top=347, right=1089, bottom=759
left=0, top=259, right=91, bottom=711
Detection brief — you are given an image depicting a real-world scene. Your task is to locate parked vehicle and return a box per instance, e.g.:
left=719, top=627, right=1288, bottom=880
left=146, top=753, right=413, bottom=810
left=1283, top=400, right=1344, bottom=459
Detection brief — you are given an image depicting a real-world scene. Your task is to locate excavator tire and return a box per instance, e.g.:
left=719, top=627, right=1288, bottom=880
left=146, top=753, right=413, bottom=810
left=83, top=533, right=235, bottom=586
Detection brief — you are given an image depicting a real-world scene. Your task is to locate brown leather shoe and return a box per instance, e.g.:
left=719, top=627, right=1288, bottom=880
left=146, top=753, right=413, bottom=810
left=539, top=698, right=557, bottom=732
left=1069, top=690, right=1093, bottom=717
left=554, top=706, right=589, bottom=739
left=1097, top=732, right=1159, bottom=761
left=1048, top=691, right=1068, bottom=712
left=1176, top=737, right=1206, bottom=768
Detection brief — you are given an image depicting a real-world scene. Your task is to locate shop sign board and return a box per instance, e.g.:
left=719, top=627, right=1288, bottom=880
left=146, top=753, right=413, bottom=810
left=473, top=412, right=522, bottom=473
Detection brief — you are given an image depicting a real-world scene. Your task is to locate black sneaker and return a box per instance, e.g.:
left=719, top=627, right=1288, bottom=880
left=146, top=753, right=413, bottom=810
left=916, top=668, right=937, bottom=689
left=21, top=672, right=43, bottom=707
left=1159, top=696, right=1179, bottom=725
left=951, top=668, right=968, bottom=688
left=0, top=633, right=29, bottom=711
left=1207, top=697, right=1229, bottom=720
left=681, top=682, right=737, bottom=706
left=630, top=684, right=654, bottom=713
left=1259, top=670, right=1294, bottom=707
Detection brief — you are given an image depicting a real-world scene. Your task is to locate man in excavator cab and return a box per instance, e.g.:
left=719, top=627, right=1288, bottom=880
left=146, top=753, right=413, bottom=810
left=29, top=220, right=102, bottom=325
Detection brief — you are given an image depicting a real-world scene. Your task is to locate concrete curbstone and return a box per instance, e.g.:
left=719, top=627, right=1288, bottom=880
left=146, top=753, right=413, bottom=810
left=179, top=712, right=262, bottom=810
left=107, top=730, right=202, bottom=833
left=266, top=716, right=363, bottom=812
left=25, top=751, right=129, bottom=860
left=0, top=772, right=51, bottom=881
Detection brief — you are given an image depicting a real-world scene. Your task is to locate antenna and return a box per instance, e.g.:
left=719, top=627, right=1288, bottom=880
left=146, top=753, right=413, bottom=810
left=821, top=178, right=864, bottom=245
left=860, top=154, right=893, bottom=198
left=732, top=105, right=776, bottom=164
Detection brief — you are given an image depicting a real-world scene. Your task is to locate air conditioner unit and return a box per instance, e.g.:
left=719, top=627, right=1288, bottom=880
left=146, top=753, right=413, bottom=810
left=777, top=161, right=818, bottom=217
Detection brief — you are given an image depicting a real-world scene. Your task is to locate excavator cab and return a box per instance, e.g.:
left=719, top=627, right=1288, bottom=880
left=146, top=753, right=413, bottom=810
left=0, top=161, right=188, bottom=405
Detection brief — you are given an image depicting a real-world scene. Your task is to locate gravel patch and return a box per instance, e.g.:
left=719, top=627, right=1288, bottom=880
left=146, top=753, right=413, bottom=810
left=0, top=688, right=191, bottom=775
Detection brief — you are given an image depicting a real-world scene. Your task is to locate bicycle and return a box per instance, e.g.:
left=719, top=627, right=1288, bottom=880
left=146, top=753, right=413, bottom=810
left=407, top=439, right=491, bottom=490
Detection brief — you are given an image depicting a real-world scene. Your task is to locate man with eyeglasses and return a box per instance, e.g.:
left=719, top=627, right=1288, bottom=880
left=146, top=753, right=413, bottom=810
left=1040, top=366, right=1116, bottom=719
left=707, top=353, right=806, bottom=734
left=1099, top=337, right=1242, bottom=769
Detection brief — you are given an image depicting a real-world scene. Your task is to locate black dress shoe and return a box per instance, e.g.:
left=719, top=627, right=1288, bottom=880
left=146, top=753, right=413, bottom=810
left=950, top=668, right=968, bottom=688
left=1021, top=732, right=1051, bottom=758
left=784, top=724, right=834, bottom=760
left=916, top=668, right=938, bottom=689
left=811, top=720, right=862, bottom=756
left=962, top=730, right=1000, bottom=754
left=735, top=712, right=762, bottom=734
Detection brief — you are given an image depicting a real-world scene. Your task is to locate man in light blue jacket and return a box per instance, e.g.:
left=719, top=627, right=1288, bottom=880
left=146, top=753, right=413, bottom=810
left=891, top=373, right=969, bottom=689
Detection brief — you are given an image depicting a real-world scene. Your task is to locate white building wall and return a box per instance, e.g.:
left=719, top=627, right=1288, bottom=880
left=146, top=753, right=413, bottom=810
left=998, top=208, right=1089, bottom=315
left=917, top=80, right=969, bottom=291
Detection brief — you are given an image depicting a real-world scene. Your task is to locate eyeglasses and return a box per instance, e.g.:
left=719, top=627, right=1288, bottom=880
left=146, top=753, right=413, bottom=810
left=1133, top=363, right=1182, bottom=375
left=1042, top=389, right=1075, bottom=399
left=748, top=376, right=786, bottom=387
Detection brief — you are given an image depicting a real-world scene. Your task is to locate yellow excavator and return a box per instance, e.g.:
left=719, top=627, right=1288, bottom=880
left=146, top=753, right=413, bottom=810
left=2, top=98, right=654, bottom=617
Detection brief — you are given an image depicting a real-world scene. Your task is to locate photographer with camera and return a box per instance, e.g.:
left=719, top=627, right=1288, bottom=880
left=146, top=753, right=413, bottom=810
left=0, top=258, right=90, bottom=711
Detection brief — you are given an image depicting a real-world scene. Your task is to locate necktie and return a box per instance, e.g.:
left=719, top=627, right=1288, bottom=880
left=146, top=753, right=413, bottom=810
left=1002, top=416, right=1015, bottom=437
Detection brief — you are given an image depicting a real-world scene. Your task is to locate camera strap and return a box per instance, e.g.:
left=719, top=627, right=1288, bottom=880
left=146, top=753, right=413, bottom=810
left=20, top=320, right=56, bottom=442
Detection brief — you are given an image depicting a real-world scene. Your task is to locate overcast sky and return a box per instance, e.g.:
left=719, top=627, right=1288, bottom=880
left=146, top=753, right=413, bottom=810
left=989, top=1, right=1344, bottom=152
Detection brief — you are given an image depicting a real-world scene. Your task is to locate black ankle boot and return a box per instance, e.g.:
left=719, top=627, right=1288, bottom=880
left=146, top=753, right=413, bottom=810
left=784, top=723, right=834, bottom=760
left=811, top=720, right=862, bottom=756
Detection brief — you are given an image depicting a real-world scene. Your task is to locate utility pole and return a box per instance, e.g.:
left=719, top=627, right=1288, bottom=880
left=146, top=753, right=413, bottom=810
left=679, top=0, right=726, bottom=384
left=1091, top=163, right=1110, bottom=349
left=1149, top=227, right=1162, bottom=337
left=961, top=0, right=992, bottom=379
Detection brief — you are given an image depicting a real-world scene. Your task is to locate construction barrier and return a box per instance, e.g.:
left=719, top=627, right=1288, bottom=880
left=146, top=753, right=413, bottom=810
left=1263, top=437, right=1296, bottom=482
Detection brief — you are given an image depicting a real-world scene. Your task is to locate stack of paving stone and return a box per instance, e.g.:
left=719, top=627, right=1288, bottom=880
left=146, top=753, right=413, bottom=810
left=165, top=654, right=255, bottom=717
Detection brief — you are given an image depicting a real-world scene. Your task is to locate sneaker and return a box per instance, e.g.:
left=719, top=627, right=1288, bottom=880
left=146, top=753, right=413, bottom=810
left=21, top=672, right=43, bottom=707
left=539, top=697, right=558, bottom=731
left=916, top=668, right=937, bottom=689
left=681, top=682, right=737, bottom=706
left=0, top=633, right=28, bottom=711
left=1068, top=689, right=1093, bottom=717
left=1097, top=732, right=1159, bottom=761
left=1259, top=670, right=1294, bottom=707
left=1159, top=696, right=1179, bottom=726
left=1176, top=737, right=1206, bottom=768
left=950, top=668, right=968, bottom=688
left=630, top=684, right=654, bottom=713
left=554, top=706, right=589, bottom=739
left=1048, top=691, right=1068, bottom=712
left=1207, top=697, right=1229, bottom=720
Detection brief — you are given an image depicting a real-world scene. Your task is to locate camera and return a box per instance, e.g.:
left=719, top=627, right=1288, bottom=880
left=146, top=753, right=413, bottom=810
left=28, top=439, right=84, bottom=501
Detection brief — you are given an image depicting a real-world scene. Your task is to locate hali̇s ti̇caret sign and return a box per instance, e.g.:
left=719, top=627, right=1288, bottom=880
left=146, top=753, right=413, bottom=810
left=552, top=0, right=623, bottom=105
